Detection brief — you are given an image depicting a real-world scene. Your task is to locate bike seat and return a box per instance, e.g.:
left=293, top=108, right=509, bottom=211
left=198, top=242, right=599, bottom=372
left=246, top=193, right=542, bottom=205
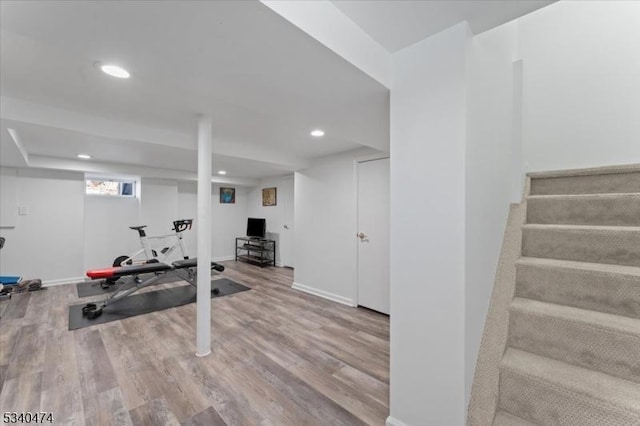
left=129, top=225, right=147, bottom=231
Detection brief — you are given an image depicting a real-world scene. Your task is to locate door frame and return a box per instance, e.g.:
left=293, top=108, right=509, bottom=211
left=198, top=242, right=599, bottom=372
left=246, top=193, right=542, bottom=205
left=353, top=153, right=390, bottom=308
left=281, top=174, right=295, bottom=268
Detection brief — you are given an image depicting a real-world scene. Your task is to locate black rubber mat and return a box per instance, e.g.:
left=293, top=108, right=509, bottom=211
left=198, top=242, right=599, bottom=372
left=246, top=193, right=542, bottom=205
left=68, top=278, right=250, bottom=330
left=76, top=273, right=182, bottom=298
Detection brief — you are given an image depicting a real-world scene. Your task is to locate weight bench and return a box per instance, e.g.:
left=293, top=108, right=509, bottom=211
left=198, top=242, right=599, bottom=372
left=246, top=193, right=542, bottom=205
left=82, top=258, right=224, bottom=319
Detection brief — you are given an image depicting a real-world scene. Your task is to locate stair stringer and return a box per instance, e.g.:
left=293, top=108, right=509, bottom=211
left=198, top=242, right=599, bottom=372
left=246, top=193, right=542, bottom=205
left=467, top=178, right=530, bottom=426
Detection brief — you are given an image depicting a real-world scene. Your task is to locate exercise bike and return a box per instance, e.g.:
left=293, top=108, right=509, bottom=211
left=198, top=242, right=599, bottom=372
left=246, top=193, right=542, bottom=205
left=106, top=219, right=193, bottom=285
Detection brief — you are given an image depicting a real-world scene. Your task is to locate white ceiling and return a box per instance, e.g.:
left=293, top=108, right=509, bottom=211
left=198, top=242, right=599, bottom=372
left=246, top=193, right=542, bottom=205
left=0, top=0, right=554, bottom=183
left=331, top=0, right=555, bottom=53
left=0, top=0, right=389, bottom=182
left=0, top=119, right=292, bottom=179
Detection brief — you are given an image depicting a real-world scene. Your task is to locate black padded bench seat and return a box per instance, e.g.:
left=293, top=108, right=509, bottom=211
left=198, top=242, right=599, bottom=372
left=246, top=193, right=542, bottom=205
left=172, top=258, right=225, bottom=272
left=172, top=258, right=197, bottom=268
left=87, top=263, right=171, bottom=280
left=86, top=258, right=224, bottom=280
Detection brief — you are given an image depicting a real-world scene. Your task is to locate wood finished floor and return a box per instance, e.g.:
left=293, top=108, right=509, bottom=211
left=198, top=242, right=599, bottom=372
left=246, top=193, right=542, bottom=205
left=0, top=261, right=389, bottom=425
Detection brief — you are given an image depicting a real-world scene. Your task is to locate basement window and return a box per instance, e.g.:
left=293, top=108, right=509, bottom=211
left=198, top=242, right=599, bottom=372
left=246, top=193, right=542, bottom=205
left=86, top=179, right=136, bottom=197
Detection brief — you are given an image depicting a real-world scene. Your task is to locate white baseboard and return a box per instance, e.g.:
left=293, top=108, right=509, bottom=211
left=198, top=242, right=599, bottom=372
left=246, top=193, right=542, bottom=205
left=43, top=276, right=85, bottom=287
left=291, top=282, right=355, bottom=307
left=213, top=255, right=235, bottom=262
left=386, top=416, right=408, bottom=426
left=217, top=255, right=283, bottom=267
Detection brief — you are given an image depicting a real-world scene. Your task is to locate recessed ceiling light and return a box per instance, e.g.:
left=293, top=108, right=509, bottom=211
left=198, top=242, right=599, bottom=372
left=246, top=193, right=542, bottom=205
left=100, top=64, right=130, bottom=79
left=77, top=154, right=92, bottom=159
left=218, top=170, right=227, bottom=175
left=310, top=129, right=325, bottom=137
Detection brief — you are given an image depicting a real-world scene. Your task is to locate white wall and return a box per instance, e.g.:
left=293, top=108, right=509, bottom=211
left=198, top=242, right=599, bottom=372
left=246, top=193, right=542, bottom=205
left=138, top=179, right=186, bottom=263
left=140, top=179, right=179, bottom=236
left=519, top=0, right=640, bottom=171
left=464, top=21, right=517, bottom=402
left=212, top=185, right=249, bottom=261
left=177, top=182, right=249, bottom=261
left=389, top=22, right=469, bottom=426
left=83, top=194, right=140, bottom=269
left=0, top=168, right=17, bottom=227
left=0, top=168, right=85, bottom=283
left=387, top=5, right=640, bottom=423
left=85, top=178, right=185, bottom=268
left=246, top=176, right=293, bottom=265
left=0, top=168, right=251, bottom=283
left=281, top=175, right=295, bottom=267
left=461, top=1, right=640, bottom=409
left=177, top=183, right=199, bottom=259
left=294, top=148, right=378, bottom=305
left=85, top=180, right=184, bottom=270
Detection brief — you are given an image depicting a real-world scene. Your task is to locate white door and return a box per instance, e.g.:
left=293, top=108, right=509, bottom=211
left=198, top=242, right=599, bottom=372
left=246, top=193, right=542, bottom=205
left=357, top=158, right=390, bottom=314
left=281, top=176, right=295, bottom=268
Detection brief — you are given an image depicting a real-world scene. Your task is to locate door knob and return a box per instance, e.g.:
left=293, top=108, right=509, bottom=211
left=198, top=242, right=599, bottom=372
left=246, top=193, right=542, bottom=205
left=358, top=232, right=367, bottom=240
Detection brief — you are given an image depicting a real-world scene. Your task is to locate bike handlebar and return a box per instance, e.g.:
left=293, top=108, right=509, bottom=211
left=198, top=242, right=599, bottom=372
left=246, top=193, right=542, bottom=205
left=172, top=219, right=193, bottom=233
left=128, top=220, right=192, bottom=235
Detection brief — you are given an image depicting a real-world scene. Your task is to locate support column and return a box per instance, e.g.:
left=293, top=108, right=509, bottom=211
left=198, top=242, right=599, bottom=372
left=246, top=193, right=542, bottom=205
left=195, top=115, right=213, bottom=357
left=389, top=23, right=469, bottom=425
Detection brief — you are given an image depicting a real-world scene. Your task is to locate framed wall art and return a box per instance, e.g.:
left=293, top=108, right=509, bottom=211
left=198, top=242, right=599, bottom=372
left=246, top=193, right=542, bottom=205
left=220, top=187, right=236, bottom=204
left=262, top=187, right=277, bottom=206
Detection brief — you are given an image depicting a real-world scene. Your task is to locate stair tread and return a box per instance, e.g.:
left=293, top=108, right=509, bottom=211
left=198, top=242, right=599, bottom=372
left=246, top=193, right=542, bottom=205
left=517, top=257, right=640, bottom=277
left=493, top=410, right=537, bottom=426
left=510, top=297, right=640, bottom=336
left=527, top=192, right=640, bottom=199
left=522, top=224, right=640, bottom=231
left=501, top=348, right=640, bottom=409
left=528, top=164, right=640, bottom=179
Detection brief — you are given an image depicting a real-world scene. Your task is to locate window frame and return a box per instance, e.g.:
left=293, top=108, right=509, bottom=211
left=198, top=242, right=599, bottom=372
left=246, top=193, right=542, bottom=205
left=85, top=178, right=138, bottom=198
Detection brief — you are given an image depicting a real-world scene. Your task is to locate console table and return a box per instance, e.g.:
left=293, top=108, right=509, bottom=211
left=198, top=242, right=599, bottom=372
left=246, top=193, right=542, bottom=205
left=235, top=237, right=276, bottom=267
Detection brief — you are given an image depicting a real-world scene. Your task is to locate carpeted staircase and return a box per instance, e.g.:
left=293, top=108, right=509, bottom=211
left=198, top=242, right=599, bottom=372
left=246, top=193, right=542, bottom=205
left=468, top=165, right=640, bottom=425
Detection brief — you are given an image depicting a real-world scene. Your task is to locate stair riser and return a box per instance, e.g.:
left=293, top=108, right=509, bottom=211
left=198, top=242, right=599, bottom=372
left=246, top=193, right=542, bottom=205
left=527, top=195, right=640, bottom=226
left=498, top=369, right=640, bottom=426
left=530, top=172, right=640, bottom=195
left=508, top=309, right=640, bottom=383
left=522, top=227, right=640, bottom=267
left=516, top=263, right=640, bottom=319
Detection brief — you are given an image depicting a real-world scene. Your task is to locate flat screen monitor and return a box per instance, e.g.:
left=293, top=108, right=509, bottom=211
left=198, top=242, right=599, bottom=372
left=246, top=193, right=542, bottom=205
left=247, top=217, right=266, bottom=239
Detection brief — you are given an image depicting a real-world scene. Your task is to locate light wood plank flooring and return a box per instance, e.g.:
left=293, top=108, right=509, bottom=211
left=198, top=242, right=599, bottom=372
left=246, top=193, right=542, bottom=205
left=0, top=261, right=389, bottom=425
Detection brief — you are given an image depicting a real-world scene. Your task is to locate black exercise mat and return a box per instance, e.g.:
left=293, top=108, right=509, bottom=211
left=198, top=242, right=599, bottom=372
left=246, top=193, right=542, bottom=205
left=76, top=273, right=183, bottom=298
left=68, top=278, right=250, bottom=330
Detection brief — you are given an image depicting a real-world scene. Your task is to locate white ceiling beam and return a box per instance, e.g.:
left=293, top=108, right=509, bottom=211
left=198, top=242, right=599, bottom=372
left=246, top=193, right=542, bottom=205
left=26, top=155, right=261, bottom=187
left=0, top=126, right=29, bottom=167
left=213, top=139, right=309, bottom=171
left=261, top=0, right=392, bottom=89
left=0, top=96, right=310, bottom=171
left=1, top=96, right=192, bottom=149
left=6, top=127, right=29, bottom=164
